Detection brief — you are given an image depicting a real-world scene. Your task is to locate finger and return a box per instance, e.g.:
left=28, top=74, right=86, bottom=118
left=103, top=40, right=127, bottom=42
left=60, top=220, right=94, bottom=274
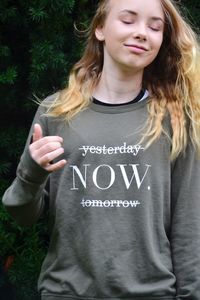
left=34, top=142, right=64, bottom=158
left=32, top=123, right=43, bottom=143
left=38, top=147, right=65, bottom=166
left=46, top=159, right=67, bottom=172
left=30, top=136, right=64, bottom=151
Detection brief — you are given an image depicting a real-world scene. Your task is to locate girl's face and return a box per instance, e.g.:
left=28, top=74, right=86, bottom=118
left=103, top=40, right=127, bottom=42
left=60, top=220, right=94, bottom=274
left=95, top=0, right=164, bottom=75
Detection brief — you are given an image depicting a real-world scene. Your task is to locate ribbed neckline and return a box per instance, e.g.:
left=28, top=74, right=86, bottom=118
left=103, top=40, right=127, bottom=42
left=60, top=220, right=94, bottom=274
left=92, top=89, right=145, bottom=107
left=89, top=94, right=149, bottom=114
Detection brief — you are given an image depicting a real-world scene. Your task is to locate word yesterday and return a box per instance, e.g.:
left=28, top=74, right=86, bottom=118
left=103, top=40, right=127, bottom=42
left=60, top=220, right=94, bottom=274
left=79, top=143, right=144, bottom=157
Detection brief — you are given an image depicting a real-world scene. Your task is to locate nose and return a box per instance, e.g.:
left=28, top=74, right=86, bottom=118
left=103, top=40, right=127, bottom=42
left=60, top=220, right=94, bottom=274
left=132, top=23, right=147, bottom=41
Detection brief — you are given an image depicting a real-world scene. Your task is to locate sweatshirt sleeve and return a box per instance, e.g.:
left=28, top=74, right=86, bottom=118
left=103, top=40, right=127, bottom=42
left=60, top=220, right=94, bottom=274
left=171, top=142, right=200, bottom=299
left=2, top=99, right=52, bottom=226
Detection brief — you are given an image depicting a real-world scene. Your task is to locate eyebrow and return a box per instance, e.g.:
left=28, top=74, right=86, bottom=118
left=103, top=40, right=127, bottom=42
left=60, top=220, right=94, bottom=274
left=119, top=9, right=164, bottom=23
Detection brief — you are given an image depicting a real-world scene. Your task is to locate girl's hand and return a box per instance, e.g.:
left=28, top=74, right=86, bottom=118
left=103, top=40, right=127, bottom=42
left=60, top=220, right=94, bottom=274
left=29, top=123, right=67, bottom=172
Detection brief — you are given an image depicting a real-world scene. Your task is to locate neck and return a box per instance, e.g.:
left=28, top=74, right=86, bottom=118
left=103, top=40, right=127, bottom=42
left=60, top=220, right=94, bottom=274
left=93, top=65, right=143, bottom=105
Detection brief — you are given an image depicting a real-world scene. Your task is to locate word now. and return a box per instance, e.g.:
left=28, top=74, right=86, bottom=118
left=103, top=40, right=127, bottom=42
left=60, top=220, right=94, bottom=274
left=70, top=163, right=151, bottom=190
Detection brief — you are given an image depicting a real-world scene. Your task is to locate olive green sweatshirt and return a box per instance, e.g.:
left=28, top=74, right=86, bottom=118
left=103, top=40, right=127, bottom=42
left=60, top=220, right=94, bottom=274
left=2, top=93, right=200, bottom=300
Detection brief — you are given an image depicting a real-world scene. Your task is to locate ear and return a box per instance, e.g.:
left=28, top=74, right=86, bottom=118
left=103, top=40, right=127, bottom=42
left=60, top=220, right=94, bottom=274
left=95, top=26, right=105, bottom=41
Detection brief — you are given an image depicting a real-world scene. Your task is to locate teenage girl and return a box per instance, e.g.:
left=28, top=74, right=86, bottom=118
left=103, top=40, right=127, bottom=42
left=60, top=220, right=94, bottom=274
left=3, top=0, right=200, bottom=299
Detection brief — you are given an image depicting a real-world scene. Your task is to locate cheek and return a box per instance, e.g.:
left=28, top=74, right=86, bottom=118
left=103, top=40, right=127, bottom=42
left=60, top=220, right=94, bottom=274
left=146, top=39, right=163, bottom=65
left=156, top=35, right=164, bottom=51
left=150, top=37, right=163, bottom=60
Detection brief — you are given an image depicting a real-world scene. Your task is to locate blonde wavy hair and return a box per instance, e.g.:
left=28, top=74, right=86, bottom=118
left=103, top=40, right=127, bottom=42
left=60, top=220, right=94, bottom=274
left=46, top=0, right=200, bottom=160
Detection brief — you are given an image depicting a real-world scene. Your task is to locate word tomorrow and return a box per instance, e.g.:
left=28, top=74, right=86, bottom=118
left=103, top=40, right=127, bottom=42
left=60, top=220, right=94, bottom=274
left=81, top=198, right=141, bottom=208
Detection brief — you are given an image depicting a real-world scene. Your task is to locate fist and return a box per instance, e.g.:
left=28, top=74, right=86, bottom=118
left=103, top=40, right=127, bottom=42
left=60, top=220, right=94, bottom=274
left=29, top=123, right=67, bottom=172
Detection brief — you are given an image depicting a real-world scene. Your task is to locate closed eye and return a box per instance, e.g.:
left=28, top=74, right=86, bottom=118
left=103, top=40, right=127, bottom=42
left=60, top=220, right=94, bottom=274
left=149, top=26, right=161, bottom=32
left=121, top=20, right=135, bottom=25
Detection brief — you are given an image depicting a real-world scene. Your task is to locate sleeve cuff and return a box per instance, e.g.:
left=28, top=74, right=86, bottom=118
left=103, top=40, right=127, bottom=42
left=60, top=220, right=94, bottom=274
left=17, top=148, right=50, bottom=184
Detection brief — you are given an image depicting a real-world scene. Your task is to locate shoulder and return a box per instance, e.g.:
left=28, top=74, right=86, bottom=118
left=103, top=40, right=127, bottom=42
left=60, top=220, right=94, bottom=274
left=34, top=91, right=61, bottom=117
left=41, top=91, right=60, bottom=106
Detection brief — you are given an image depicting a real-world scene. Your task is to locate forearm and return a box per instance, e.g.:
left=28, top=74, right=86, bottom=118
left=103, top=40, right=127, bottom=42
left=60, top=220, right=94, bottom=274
left=171, top=212, right=200, bottom=299
left=171, top=143, right=200, bottom=299
left=2, top=150, right=49, bottom=226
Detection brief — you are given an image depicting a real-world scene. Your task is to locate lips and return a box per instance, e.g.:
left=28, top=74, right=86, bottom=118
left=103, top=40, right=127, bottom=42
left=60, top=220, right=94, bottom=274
left=124, top=44, right=148, bottom=53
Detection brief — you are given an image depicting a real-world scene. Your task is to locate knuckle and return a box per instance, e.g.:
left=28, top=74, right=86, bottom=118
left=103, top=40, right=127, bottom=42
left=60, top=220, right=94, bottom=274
left=45, top=144, right=53, bottom=153
left=46, top=162, right=61, bottom=173
left=58, top=147, right=64, bottom=154
left=29, top=144, right=34, bottom=152
left=43, top=153, right=52, bottom=163
left=43, top=136, right=49, bottom=143
left=29, top=148, right=37, bottom=160
left=46, top=165, right=54, bottom=172
left=47, top=142, right=59, bottom=152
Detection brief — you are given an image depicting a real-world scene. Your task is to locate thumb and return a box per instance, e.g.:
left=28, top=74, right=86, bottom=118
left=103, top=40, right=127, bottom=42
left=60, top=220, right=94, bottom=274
left=32, top=123, right=43, bottom=142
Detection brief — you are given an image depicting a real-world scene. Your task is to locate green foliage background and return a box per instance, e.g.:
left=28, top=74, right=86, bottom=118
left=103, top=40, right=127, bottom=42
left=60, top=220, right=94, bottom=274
left=0, top=1, right=199, bottom=299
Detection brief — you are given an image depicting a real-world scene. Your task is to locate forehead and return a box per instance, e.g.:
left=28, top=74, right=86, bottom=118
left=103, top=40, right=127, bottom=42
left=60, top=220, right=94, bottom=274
left=107, top=0, right=164, bottom=19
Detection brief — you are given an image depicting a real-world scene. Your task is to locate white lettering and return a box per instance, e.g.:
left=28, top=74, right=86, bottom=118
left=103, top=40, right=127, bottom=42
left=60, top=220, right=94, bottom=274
left=117, top=164, right=151, bottom=189
left=78, top=143, right=145, bottom=156
left=80, top=199, right=141, bottom=208
left=93, top=164, right=115, bottom=190
left=79, top=146, right=90, bottom=157
left=70, top=163, right=150, bottom=190
left=70, top=164, right=90, bottom=190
